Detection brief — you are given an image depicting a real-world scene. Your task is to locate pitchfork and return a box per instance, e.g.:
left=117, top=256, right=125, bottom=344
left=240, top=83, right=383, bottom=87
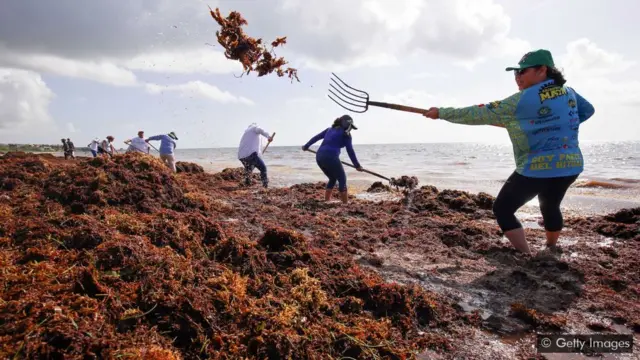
left=328, top=72, right=430, bottom=114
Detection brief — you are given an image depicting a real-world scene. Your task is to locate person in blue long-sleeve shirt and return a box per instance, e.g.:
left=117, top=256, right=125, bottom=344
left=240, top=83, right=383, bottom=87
left=302, top=115, right=364, bottom=204
left=146, top=131, right=178, bottom=172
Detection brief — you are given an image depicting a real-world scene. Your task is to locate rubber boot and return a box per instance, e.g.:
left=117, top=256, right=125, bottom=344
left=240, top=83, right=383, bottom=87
left=339, top=191, right=348, bottom=204
left=325, top=189, right=333, bottom=201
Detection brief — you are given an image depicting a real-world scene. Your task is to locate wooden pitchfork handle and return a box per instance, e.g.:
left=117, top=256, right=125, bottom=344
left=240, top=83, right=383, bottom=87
left=148, top=143, right=160, bottom=153
left=304, top=149, right=390, bottom=182
left=367, top=101, right=430, bottom=115
left=262, top=132, right=276, bottom=154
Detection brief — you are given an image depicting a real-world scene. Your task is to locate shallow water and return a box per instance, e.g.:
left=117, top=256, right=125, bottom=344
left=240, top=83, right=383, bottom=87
left=173, top=141, right=640, bottom=216
left=64, top=141, right=640, bottom=215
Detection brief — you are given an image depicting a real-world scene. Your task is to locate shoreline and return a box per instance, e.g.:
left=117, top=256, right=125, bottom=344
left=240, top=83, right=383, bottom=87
left=1, top=152, right=638, bottom=359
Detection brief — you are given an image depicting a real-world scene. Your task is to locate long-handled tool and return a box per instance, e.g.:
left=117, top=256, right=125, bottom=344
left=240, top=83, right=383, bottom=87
left=147, top=143, right=160, bottom=154
left=123, top=141, right=159, bottom=155
left=304, top=149, right=390, bottom=182
left=262, top=132, right=276, bottom=154
left=328, top=72, right=430, bottom=114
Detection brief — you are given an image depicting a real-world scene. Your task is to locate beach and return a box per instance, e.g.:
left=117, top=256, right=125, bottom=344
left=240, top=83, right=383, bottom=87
left=0, top=151, right=638, bottom=359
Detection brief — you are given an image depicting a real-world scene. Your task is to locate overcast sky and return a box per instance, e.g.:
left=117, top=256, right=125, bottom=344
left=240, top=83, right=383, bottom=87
left=1, top=0, right=638, bottom=148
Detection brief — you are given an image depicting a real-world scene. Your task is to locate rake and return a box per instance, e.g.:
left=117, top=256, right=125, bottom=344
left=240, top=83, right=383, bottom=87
left=304, top=149, right=390, bottom=182
left=328, top=72, right=430, bottom=114
left=262, top=132, right=276, bottom=154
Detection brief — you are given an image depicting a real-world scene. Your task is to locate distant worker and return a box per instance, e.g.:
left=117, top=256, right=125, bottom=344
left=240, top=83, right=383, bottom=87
left=87, top=138, right=100, bottom=157
left=99, top=136, right=116, bottom=158
left=125, top=131, right=150, bottom=154
left=237, top=123, right=273, bottom=188
left=146, top=131, right=178, bottom=172
left=302, top=115, right=364, bottom=204
left=66, top=138, right=75, bottom=159
left=61, top=139, right=70, bottom=160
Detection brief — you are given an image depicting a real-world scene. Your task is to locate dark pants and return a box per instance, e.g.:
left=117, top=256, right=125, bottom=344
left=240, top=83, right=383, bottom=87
left=493, top=171, right=579, bottom=232
left=316, top=151, right=347, bottom=192
left=239, top=152, right=268, bottom=187
left=98, top=147, right=112, bottom=158
left=90, top=150, right=97, bottom=157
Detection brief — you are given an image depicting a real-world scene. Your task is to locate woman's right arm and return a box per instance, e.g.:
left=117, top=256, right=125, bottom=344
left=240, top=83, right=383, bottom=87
left=302, top=129, right=328, bottom=150
left=344, top=136, right=362, bottom=169
left=437, top=92, right=522, bottom=126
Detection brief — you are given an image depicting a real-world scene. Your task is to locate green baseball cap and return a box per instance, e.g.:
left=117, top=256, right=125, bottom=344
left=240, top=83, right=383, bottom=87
left=505, top=49, right=555, bottom=71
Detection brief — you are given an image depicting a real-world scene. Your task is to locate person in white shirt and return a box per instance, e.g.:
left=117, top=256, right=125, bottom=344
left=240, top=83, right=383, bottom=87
left=99, top=136, right=116, bottom=158
left=124, top=131, right=151, bottom=154
left=237, top=123, right=273, bottom=188
left=87, top=138, right=100, bottom=157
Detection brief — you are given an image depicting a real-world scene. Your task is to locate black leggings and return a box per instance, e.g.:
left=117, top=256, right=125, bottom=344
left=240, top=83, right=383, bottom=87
left=493, top=171, right=578, bottom=232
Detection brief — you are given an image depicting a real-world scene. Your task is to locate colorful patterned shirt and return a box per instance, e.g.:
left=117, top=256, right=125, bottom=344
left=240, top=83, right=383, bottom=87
left=438, top=80, right=595, bottom=178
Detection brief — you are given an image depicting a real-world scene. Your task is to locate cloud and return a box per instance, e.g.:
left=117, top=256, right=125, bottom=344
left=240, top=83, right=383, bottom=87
left=0, top=67, right=54, bottom=130
left=560, top=38, right=637, bottom=77
left=0, top=0, right=529, bottom=78
left=410, top=0, right=529, bottom=60
left=66, top=123, right=79, bottom=133
left=0, top=48, right=137, bottom=86
left=125, top=48, right=243, bottom=75
left=559, top=39, right=640, bottom=107
left=0, top=0, right=214, bottom=59
left=382, top=89, right=465, bottom=109
left=145, top=81, right=254, bottom=105
left=410, top=72, right=450, bottom=79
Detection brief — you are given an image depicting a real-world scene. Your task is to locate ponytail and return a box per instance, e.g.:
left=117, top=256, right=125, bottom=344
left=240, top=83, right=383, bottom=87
left=546, top=66, right=566, bottom=86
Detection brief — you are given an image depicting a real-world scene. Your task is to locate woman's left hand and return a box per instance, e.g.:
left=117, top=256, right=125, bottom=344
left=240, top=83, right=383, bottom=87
left=423, top=107, right=439, bottom=119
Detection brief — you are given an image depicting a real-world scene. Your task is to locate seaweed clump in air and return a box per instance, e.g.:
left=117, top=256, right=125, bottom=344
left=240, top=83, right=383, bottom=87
left=209, top=7, right=300, bottom=83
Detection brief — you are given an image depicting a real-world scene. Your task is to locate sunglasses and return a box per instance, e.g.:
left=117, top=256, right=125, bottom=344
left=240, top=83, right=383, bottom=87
left=514, top=65, right=542, bottom=76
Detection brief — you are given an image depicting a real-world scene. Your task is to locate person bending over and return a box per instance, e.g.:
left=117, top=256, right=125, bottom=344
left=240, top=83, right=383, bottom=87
left=302, top=115, right=364, bottom=204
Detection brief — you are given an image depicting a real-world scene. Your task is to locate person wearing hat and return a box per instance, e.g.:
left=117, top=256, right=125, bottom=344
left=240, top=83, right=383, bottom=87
left=422, top=49, right=595, bottom=255
left=302, top=115, right=364, bottom=204
left=146, top=132, right=178, bottom=172
left=87, top=138, right=100, bottom=157
left=125, top=131, right=150, bottom=154
left=237, top=123, right=274, bottom=188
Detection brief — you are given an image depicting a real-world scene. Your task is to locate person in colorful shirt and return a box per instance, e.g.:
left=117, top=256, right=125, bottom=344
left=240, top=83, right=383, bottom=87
left=146, top=132, right=178, bottom=172
left=302, top=115, right=364, bottom=204
left=423, top=49, right=595, bottom=254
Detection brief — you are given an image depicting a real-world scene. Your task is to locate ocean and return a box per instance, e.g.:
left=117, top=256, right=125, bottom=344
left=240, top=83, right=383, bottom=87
left=170, top=140, right=640, bottom=216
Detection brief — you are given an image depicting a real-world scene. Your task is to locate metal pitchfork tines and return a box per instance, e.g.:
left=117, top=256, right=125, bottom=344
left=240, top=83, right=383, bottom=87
left=328, top=72, right=431, bottom=115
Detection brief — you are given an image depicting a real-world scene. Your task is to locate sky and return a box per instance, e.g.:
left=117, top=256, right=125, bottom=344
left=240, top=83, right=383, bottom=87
left=0, top=0, right=639, bottom=148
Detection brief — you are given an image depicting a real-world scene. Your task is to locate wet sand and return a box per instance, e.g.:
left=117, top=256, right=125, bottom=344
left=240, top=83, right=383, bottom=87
left=0, top=152, right=638, bottom=359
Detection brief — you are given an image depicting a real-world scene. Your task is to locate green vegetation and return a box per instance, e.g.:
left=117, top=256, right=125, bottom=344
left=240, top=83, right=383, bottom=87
left=0, top=143, right=66, bottom=153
